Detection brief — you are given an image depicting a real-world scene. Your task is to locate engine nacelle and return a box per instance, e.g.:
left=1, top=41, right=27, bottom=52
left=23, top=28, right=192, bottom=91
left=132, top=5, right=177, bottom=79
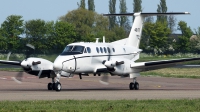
left=104, top=61, right=116, bottom=68
left=108, top=58, right=131, bottom=75
left=104, top=58, right=125, bottom=68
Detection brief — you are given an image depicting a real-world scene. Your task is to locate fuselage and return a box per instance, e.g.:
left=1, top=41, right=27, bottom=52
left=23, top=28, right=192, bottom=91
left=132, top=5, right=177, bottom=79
left=53, top=42, right=141, bottom=77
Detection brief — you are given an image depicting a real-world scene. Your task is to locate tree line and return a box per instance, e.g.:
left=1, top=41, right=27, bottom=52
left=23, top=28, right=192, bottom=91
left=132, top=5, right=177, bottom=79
left=0, top=0, right=199, bottom=55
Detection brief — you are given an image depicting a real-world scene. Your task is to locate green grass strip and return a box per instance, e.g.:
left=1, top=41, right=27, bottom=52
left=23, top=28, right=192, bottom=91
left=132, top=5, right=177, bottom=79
left=0, top=99, right=200, bottom=112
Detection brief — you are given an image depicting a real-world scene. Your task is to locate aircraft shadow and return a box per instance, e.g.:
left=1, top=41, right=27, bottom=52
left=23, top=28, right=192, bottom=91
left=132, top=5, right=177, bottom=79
left=1, top=88, right=200, bottom=92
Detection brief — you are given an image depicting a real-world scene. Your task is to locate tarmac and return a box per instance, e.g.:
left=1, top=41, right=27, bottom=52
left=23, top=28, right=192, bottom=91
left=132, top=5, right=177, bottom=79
left=1, top=71, right=200, bottom=101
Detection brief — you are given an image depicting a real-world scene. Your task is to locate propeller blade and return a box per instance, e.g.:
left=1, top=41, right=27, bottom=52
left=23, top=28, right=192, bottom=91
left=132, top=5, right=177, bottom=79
left=6, top=52, right=12, bottom=61
left=38, top=68, right=43, bottom=78
left=11, top=71, right=24, bottom=84
left=25, top=44, right=35, bottom=59
left=26, top=44, right=35, bottom=50
left=99, top=74, right=109, bottom=85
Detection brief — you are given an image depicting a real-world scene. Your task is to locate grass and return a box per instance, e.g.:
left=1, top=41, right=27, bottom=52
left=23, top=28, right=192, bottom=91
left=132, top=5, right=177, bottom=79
left=0, top=68, right=22, bottom=72
left=0, top=99, right=200, bottom=112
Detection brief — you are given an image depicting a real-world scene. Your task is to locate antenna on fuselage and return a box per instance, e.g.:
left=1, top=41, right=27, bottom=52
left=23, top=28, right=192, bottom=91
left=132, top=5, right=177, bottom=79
left=103, top=36, right=105, bottom=43
left=96, top=38, right=99, bottom=43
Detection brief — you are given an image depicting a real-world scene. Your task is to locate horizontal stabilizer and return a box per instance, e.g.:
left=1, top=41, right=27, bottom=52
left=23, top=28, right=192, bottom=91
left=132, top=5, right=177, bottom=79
left=103, top=12, right=190, bottom=16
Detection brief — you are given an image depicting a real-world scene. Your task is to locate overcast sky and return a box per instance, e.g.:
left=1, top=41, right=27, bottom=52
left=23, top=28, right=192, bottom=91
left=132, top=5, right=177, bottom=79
left=0, top=0, right=199, bottom=33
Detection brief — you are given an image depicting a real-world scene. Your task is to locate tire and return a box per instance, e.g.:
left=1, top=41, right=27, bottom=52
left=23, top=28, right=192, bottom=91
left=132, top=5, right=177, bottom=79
left=134, top=82, right=139, bottom=90
left=52, top=83, right=56, bottom=90
left=129, top=82, right=134, bottom=90
left=55, top=82, right=62, bottom=91
left=48, top=83, right=52, bottom=90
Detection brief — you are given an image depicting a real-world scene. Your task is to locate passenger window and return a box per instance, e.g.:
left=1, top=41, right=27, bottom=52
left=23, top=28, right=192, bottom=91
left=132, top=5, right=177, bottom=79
left=87, top=47, right=91, bottom=53
left=104, top=47, right=107, bottom=53
left=100, top=47, right=103, bottom=53
left=107, top=47, right=111, bottom=53
left=96, top=47, right=99, bottom=53
left=112, top=48, right=115, bottom=52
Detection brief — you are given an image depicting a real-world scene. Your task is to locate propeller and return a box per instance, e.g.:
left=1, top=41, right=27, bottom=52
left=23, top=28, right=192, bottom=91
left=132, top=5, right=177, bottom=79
left=100, top=44, right=125, bottom=85
left=11, top=71, right=23, bottom=84
left=99, top=73, right=109, bottom=85
left=10, top=44, right=36, bottom=83
left=25, top=44, right=35, bottom=59
left=99, top=44, right=112, bottom=85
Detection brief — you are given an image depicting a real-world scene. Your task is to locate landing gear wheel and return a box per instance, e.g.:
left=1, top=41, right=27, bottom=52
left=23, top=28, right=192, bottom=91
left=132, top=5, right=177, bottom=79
left=52, top=83, right=56, bottom=90
left=129, top=82, right=134, bottom=90
left=134, top=82, right=139, bottom=90
left=48, top=83, right=53, bottom=90
left=55, top=82, right=62, bottom=91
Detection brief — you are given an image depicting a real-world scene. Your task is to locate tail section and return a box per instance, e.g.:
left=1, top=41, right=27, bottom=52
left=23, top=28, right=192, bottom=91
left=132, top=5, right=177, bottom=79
left=104, top=12, right=190, bottom=48
left=127, top=13, right=144, bottom=48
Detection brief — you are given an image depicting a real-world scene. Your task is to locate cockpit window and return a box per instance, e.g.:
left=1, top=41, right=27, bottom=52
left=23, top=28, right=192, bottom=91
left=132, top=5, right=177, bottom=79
left=60, top=45, right=85, bottom=55
left=63, top=46, right=73, bottom=52
left=72, top=46, right=84, bottom=52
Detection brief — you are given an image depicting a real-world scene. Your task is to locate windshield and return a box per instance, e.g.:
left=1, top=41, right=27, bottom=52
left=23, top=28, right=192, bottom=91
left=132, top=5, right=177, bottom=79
left=60, top=45, right=85, bottom=55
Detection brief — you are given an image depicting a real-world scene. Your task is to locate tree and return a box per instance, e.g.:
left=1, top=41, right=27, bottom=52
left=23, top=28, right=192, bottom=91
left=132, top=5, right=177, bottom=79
left=168, top=15, right=177, bottom=33
left=133, top=0, right=142, bottom=21
left=0, top=15, right=24, bottom=51
left=177, top=21, right=193, bottom=38
left=193, top=27, right=200, bottom=52
left=60, top=8, right=94, bottom=41
left=0, top=29, right=7, bottom=50
left=119, top=0, right=130, bottom=33
left=174, top=21, right=193, bottom=52
left=88, top=0, right=95, bottom=11
left=44, top=21, right=55, bottom=50
left=109, top=0, right=117, bottom=29
left=79, top=0, right=86, bottom=9
left=195, top=27, right=200, bottom=38
left=59, top=8, right=127, bottom=43
left=24, top=19, right=47, bottom=50
left=48, top=21, right=77, bottom=50
left=157, top=0, right=167, bottom=23
left=142, top=22, right=170, bottom=54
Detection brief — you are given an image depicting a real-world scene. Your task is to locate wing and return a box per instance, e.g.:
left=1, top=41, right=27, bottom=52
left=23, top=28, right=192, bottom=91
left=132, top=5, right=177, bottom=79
left=131, top=58, right=200, bottom=72
left=0, top=60, right=21, bottom=66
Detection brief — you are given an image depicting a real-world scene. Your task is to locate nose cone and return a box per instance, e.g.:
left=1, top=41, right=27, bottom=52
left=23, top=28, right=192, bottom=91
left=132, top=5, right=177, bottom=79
left=53, top=61, right=62, bottom=71
left=21, top=60, right=29, bottom=68
left=53, top=56, right=63, bottom=71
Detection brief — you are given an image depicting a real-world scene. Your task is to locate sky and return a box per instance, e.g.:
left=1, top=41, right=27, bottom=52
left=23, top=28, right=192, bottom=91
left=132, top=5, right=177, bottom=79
left=0, top=0, right=199, bottom=33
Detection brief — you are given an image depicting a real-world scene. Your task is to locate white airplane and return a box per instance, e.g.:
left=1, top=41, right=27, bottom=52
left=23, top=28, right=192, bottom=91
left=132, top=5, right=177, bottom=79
left=0, top=12, right=199, bottom=92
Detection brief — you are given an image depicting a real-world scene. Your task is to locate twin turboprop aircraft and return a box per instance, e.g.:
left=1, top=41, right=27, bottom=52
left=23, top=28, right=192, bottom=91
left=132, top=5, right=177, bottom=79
left=1, top=12, right=200, bottom=92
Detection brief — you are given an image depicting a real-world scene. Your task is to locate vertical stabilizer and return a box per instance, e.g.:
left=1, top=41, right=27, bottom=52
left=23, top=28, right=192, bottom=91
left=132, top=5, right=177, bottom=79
left=127, top=13, right=144, bottom=48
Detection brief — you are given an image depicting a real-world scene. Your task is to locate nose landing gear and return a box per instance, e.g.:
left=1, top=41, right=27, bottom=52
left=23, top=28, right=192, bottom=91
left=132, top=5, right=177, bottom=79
left=47, top=73, right=62, bottom=92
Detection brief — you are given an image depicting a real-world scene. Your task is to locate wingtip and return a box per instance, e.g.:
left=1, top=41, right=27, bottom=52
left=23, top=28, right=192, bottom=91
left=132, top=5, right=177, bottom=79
left=185, top=12, right=190, bottom=14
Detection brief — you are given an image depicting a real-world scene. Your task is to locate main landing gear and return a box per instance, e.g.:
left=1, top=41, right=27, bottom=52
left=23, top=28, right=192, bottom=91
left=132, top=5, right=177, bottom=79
left=129, top=77, right=139, bottom=90
left=47, top=73, right=62, bottom=91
